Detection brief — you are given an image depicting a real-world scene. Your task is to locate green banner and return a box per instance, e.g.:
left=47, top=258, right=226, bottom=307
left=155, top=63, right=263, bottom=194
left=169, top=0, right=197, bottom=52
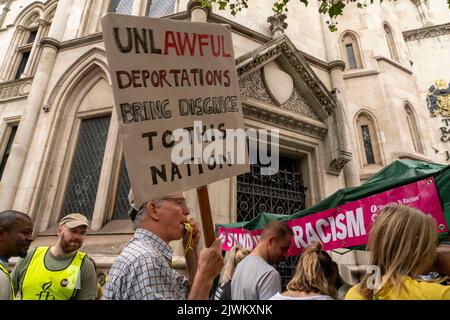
left=215, top=160, right=450, bottom=249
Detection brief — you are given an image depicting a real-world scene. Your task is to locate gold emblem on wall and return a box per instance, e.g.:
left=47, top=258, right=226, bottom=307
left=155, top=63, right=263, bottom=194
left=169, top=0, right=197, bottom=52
left=427, top=79, right=450, bottom=117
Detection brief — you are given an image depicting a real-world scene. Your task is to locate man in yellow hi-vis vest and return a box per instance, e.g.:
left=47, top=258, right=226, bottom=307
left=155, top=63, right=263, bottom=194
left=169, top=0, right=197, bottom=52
left=0, top=210, right=33, bottom=300
left=12, top=213, right=97, bottom=300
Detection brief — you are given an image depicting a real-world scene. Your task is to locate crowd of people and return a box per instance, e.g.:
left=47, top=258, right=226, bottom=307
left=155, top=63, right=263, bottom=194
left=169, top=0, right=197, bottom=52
left=0, top=191, right=449, bottom=300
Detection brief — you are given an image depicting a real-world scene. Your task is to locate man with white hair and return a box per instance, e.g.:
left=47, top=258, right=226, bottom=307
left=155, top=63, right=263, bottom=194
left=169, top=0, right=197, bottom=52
left=103, top=190, right=224, bottom=300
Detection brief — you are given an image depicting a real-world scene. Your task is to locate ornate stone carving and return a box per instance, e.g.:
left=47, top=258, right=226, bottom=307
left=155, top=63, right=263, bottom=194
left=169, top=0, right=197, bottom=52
left=282, top=87, right=319, bottom=119
left=328, top=158, right=348, bottom=176
left=240, top=69, right=319, bottom=119
left=40, top=37, right=60, bottom=51
left=237, top=37, right=336, bottom=117
left=328, top=150, right=352, bottom=176
left=0, top=77, right=32, bottom=102
left=237, top=44, right=282, bottom=77
left=187, top=0, right=211, bottom=15
left=239, top=69, right=276, bottom=105
left=267, top=13, right=287, bottom=39
left=328, top=60, right=346, bottom=72
left=25, top=12, right=39, bottom=26
left=46, top=9, right=55, bottom=22
left=426, top=79, right=450, bottom=117
left=236, top=37, right=337, bottom=141
left=242, top=105, right=328, bottom=140
left=403, top=22, right=450, bottom=41
left=38, top=18, right=50, bottom=27
left=279, top=42, right=335, bottom=116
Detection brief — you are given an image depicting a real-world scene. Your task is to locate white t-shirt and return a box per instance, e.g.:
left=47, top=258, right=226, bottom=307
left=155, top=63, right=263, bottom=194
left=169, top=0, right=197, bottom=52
left=269, top=292, right=334, bottom=300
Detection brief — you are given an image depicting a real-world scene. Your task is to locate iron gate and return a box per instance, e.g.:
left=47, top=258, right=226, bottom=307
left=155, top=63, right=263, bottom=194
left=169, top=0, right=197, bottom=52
left=237, top=156, right=307, bottom=288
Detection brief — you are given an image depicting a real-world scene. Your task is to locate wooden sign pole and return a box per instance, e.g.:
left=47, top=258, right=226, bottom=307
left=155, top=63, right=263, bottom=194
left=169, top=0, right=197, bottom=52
left=196, top=185, right=215, bottom=247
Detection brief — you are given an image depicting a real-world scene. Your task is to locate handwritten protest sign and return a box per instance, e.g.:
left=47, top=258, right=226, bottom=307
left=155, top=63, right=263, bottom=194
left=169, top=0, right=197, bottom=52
left=102, top=14, right=249, bottom=204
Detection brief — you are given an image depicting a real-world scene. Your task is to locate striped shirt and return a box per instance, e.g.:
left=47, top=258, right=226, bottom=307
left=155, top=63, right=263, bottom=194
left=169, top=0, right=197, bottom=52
left=103, top=229, right=189, bottom=300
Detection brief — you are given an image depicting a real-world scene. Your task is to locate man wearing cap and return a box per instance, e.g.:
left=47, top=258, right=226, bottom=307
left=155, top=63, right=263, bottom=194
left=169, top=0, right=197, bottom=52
left=11, top=213, right=98, bottom=300
left=103, top=190, right=224, bottom=300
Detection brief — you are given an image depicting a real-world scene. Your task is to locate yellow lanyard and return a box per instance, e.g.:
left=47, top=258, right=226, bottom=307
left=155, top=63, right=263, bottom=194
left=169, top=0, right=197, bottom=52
left=183, top=223, right=194, bottom=256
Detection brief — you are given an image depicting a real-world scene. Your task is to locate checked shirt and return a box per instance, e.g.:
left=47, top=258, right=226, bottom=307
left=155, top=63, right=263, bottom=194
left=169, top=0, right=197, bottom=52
left=103, top=229, right=189, bottom=300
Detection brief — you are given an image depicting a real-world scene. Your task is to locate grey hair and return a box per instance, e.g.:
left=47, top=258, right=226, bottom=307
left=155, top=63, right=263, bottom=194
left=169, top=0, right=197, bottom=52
left=133, top=206, right=146, bottom=230
left=132, top=198, right=166, bottom=230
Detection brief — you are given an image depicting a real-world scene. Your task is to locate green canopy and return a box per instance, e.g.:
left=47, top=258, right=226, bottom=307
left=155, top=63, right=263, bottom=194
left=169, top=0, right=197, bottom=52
left=215, top=160, right=450, bottom=242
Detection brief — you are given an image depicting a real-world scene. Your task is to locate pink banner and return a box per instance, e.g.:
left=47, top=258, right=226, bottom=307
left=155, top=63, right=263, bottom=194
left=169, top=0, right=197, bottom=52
left=218, top=177, right=447, bottom=255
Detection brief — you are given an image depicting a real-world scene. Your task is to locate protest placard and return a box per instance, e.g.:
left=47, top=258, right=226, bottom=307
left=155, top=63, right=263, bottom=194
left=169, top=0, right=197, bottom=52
left=217, top=177, right=448, bottom=254
left=101, top=14, right=249, bottom=206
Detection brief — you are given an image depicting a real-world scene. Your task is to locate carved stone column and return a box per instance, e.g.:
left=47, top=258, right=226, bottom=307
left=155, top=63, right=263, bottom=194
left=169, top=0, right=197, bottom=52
left=321, top=15, right=360, bottom=187
left=188, top=0, right=210, bottom=22
left=0, top=0, right=13, bottom=28
left=22, top=19, right=49, bottom=77
left=411, top=0, right=433, bottom=26
left=1, top=25, right=27, bottom=80
left=267, top=13, right=288, bottom=39
left=0, top=0, right=74, bottom=212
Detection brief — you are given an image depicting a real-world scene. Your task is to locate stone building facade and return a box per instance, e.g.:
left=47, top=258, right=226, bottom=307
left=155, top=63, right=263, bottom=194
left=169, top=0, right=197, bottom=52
left=0, top=0, right=449, bottom=283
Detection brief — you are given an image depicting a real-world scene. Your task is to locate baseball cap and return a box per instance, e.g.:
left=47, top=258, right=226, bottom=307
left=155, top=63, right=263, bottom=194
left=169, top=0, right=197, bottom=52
left=59, top=213, right=89, bottom=228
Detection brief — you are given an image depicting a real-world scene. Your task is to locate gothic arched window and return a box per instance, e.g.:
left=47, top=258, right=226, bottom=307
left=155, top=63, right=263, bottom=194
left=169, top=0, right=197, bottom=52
left=340, top=31, right=363, bottom=70
left=0, top=122, right=19, bottom=180
left=405, top=103, right=423, bottom=154
left=51, top=63, right=132, bottom=228
left=146, top=0, right=176, bottom=17
left=355, top=112, right=382, bottom=167
left=82, top=1, right=177, bottom=37
left=384, top=23, right=399, bottom=62
left=0, top=3, right=54, bottom=81
left=107, top=0, right=176, bottom=16
left=108, top=0, right=134, bottom=14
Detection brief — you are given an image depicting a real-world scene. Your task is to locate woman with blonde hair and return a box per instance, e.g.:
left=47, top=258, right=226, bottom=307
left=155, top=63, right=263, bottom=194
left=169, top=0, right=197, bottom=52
left=345, top=205, right=450, bottom=300
left=214, top=246, right=250, bottom=300
left=270, top=241, right=344, bottom=300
